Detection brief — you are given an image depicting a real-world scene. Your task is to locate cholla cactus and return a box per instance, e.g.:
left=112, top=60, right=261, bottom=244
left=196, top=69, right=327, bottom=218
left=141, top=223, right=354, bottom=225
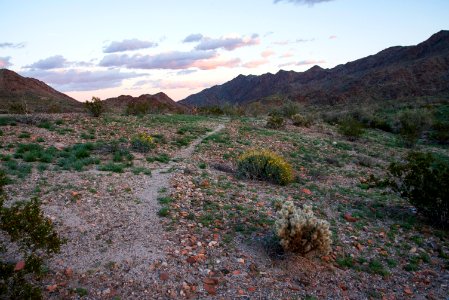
left=275, top=201, right=331, bottom=256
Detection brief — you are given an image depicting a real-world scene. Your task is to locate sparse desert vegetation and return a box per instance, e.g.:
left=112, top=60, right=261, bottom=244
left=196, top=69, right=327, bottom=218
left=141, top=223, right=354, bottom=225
left=0, top=95, right=448, bottom=299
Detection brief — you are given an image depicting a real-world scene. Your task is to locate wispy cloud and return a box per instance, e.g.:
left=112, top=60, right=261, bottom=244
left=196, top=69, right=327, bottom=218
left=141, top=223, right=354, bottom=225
left=0, top=42, right=25, bottom=49
left=0, top=56, right=12, bottom=68
left=195, top=34, right=260, bottom=51
left=100, top=50, right=239, bottom=70
left=103, top=39, right=158, bottom=53
left=183, top=33, right=204, bottom=43
left=145, top=79, right=219, bottom=90
left=261, top=49, right=275, bottom=58
left=274, top=0, right=334, bottom=6
left=22, top=69, right=143, bottom=92
left=243, top=58, right=269, bottom=68
left=280, top=50, right=295, bottom=58
left=26, top=55, right=67, bottom=70
left=329, top=35, right=337, bottom=39
left=177, top=69, right=197, bottom=75
left=296, top=38, right=315, bottom=43
left=279, top=59, right=325, bottom=68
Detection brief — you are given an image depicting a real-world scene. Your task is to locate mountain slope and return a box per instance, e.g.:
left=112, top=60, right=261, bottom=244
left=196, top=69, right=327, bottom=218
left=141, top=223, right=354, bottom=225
left=0, top=69, right=83, bottom=113
left=180, top=30, right=449, bottom=107
left=103, top=92, right=190, bottom=113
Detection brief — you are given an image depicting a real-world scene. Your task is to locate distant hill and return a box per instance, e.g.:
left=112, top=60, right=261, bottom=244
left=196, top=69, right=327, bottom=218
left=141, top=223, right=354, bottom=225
left=103, top=92, right=190, bottom=114
left=180, top=30, right=449, bottom=107
left=0, top=69, right=83, bottom=113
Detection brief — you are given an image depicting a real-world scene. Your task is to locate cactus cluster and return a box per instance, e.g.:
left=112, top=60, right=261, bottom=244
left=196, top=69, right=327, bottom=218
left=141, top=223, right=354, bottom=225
left=275, top=201, right=331, bottom=256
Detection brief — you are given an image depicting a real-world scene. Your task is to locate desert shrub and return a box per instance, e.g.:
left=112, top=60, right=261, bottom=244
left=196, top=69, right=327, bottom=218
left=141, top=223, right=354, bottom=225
left=291, top=113, right=313, bottom=127
left=396, top=109, right=431, bottom=146
left=126, top=102, right=151, bottom=115
left=278, top=100, right=301, bottom=118
left=0, top=170, right=63, bottom=298
left=430, top=121, right=449, bottom=144
left=266, top=115, right=285, bottom=129
left=85, top=96, right=104, bottom=117
left=131, top=132, right=155, bottom=153
left=275, top=201, right=331, bottom=255
left=338, top=117, right=365, bottom=140
left=8, top=102, right=28, bottom=114
left=237, top=149, right=294, bottom=185
left=389, top=151, right=449, bottom=227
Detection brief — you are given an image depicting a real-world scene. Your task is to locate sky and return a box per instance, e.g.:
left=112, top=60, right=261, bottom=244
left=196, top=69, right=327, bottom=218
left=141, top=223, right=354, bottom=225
left=1, top=0, right=449, bottom=102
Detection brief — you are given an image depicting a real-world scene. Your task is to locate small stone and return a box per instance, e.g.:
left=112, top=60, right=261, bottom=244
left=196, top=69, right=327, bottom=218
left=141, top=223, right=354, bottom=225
left=159, top=272, right=169, bottom=281
left=47, top=284, right=58, bottom=292
left=14, top=260, right=25, bottom=272
left=204, top=284, right=216, bottom=295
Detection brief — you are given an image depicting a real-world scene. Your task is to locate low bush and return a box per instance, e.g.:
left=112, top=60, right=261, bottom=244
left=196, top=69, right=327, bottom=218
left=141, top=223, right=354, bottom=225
left=131, top=133, right=155, bottom=153
left=389, top=151, right=449, bottom=227
left=126, top=102, right=151, bottom=115
left=396, top=109, right=431, bottom=146
left=0, top=169, right=63, bottom=298
left=85, top=96, right=104, bottom=117
left=266, top=115, right=285, bottom=129
left=291, top=113, right=313, bottom=127
left=237, top=149, right=294, bottom=185
left=430, top=121, right=449, bottom=144
left=338, top=117, right=365, bottom=140
left=275, top=201, right=332, bottom=256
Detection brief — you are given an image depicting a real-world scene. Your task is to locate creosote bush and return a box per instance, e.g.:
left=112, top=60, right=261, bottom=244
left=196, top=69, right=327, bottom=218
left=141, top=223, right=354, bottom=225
left=237, top=149, right=294, bottom=185
left=131, top=132, right=156, bottom=153
left=275, top=201, right=331, bottom=256
left=291, top=113, right=313, bottom=127
left=396, top=109, right=431, bottom=146
left=85, top=96, right=104, bottom=117
left=0, top=169, right=63, bottom=298
left=266, top=115, right=285, bottom=129
left=389, top=151, right=449, bottom=228
left=338, top=116, right=365, bottom=140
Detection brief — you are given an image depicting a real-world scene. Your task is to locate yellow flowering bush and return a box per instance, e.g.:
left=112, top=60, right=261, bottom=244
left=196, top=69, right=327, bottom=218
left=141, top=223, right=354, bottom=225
left=237, top=149, right=294, bottom=185
left=131, top=132, right=155, bottom=153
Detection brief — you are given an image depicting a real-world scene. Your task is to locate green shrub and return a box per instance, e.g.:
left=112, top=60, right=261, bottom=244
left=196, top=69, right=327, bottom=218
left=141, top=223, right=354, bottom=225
left=291, top=113, right=313, bottom=127
left=146, top=153, right=170, bottom=163
left=126, top=102, right=151, bottom=115
left=0, top=173, right=63, bottom=298
left=266, top=115, right=285, bottom=129
left=338, top=117, right=365, bottom=140
left=237, top=149, right=294, bottom=185
left=85, top=96, right=104, bottom=117
left=389, top=152, right=449, bottom=227
left=396, top=109, right=431, bottom=146
left=430, top=121, right=449, bottom=144
left=131, top=133, right=155, bottom=153
left=8, top=102, right=28, bottom=114
left=98, top=162, right=126, bottom=173
left=275, top=201, right=331, bottom=255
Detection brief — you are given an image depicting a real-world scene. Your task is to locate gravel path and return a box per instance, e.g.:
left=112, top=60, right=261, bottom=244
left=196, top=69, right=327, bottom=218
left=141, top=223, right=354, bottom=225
left=46, top=123, right=225, bottom=284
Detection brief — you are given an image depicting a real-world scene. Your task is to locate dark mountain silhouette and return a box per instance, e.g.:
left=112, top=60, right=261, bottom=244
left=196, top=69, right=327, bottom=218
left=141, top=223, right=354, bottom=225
left=103, top=92, right=190, bottom=114
left=180, top=30, right=449, bottom=107
left=0, top=69, right=83, bottom=113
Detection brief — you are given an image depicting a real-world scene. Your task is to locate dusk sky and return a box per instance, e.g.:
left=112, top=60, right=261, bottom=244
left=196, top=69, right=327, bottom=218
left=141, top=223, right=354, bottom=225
left=1, top=0, right=449, bottom=101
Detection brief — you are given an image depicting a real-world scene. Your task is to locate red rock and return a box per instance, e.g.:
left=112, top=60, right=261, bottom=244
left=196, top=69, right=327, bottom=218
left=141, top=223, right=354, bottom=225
left=248, top=287, right=256, bottom=292
left=202, top=277, right=218, bottom=285
left=204, top=284, right=216, bottom=295
left=186, top=256, right=197, bottom=264
left=159, top=272, right=169, bottom=281
left=64, top=267, right=73, bottom=277
left=302, top=188, right=312, bottom=195
left=14, top=260, right=25, bottom=271
left=344, top=213, right=358, bottom=222
left=404, top=287, right=413, bottom=295
left=232, top=270, right=241, bottom=275
left=47, top=284, right=58, bottom=292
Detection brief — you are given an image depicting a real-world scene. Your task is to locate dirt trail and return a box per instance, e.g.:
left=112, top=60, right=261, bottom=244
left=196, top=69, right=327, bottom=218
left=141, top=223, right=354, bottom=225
left=47, top=123, right=225, bottom=282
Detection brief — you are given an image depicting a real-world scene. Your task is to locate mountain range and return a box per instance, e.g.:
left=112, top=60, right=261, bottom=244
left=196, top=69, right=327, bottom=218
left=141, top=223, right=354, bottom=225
left=180, top=30, right=449, bottom=107
left=103, top=93, right=189, bottom=114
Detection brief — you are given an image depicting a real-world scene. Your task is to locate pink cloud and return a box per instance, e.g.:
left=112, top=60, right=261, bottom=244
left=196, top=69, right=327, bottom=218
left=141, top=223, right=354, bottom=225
left=195, top=34, right=260, bottom=51
left=329, top=35, right=337, bottom=39
left=280, top=51, right=294, bottom=58
left=243, top=58, right=269, bottom=68
left=192, top=57, right=241, bottom=70
left=261, top=49, right=275, bottom=58
left=0, top=56, right=12, bottom=68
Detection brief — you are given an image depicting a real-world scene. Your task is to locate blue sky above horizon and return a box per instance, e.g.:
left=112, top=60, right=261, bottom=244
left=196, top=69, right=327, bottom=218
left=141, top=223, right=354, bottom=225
left=1, top=0, right=448, bottom=101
